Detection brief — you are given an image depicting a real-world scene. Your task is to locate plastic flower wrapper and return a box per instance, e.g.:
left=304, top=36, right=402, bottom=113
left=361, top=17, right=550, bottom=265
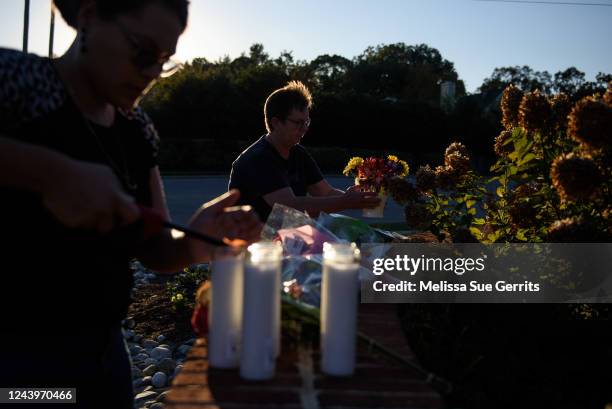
left=315, top=212, right=378, bottom=243
left=316, top=212, right=407, bottom=244
left=262, top=204, right=341, bottom=256
left=262, top=204, right=376, bottom=308
left=281, top=254, right=375, bottom=308
left=281, top=256, right=323, bottom=307
left=260, top=204, right=338, bottom=306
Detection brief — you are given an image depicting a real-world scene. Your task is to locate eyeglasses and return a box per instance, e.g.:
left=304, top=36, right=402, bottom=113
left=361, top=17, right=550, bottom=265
left=114, top=20, right=182, bottom=78
left=284, top=117, right=311, bottom=129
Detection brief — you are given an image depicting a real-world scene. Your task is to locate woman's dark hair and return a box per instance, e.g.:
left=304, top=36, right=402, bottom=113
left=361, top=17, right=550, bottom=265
left=53, top=0, right=189, bottom=30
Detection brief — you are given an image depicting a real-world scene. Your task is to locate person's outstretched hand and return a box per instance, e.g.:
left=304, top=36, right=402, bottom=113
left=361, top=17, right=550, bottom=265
left=42, top=159, right=140, bottom=233
left=342, top=186, right=382, bottom=209
left=187, top=189, right=262, bottom=261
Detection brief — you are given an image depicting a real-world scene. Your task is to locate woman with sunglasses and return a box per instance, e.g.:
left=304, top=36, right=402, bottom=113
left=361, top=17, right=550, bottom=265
left=0, top=1, right=261, bottom=407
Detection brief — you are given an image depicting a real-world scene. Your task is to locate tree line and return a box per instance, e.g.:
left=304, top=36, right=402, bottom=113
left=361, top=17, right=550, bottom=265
left=140, top=43, right=610, bottom=172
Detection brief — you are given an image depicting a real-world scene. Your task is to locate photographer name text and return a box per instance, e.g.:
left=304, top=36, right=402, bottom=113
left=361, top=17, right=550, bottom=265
left=373, top=280, right=540, bottom=293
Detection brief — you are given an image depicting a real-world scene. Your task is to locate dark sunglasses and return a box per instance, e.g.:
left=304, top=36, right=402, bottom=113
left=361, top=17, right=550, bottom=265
left=114, top=20, right=181, bottom=77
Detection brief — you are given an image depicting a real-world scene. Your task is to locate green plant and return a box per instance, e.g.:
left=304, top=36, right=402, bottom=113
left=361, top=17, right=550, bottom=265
left=388, top=83, right=612, bottom=244
left=480, top=86, right=611, bottom=243
left=387, top=142, right=486, bottom=241
left=166, top=264, right=211, bottom=312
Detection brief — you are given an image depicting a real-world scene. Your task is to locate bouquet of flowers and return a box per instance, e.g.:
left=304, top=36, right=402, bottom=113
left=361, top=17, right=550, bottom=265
left=343, top=155, right=409, bottom=193
left=343, top=155, right=409, bottom=217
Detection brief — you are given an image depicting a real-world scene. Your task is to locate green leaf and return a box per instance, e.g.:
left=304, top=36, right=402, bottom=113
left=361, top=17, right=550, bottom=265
left=469, top=227, right=483, bottom=240
left=468, top=207, right=477, bottom=216
left=513, top=128, right=526, bottom=147
left=473, top=218, right=486, bottom=225
left=487, top=231, right=501, bottom=243
left=466, top=199, right=477, bottom=208
left=496, top=186, right=505, bottom=197
left=515, top=230, right=528, bottom=241
left=518, top=153, right=537, bottom=166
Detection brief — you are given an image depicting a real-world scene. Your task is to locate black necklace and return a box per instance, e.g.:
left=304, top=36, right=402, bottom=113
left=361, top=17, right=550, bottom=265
left=60, top=76, right=139, bottom=192
left=81, top=115, right=139, bottom=191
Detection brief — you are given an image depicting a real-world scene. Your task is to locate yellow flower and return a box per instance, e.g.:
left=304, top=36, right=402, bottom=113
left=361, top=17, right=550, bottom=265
left=398, top=160, right=409, bottom=177
left=387, top=155, right=399, bottom=162
left=343, top=157, right=364, bottom=176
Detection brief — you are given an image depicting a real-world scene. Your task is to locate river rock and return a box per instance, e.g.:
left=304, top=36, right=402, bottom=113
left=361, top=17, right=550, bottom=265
left=157, top=391, right=170, bottom=402
left=132, top=367, right=143, bottom=379
left=177, top=345, right=191, bottom=356
left=157, top=358, right=176, bottom=375
left=151, top=372, right=167, bottom=388
left=151, top=347, right=171, bottom=360
left=134, top=353, right=149, bottom=362
left=143, top=364, right=158, bottom=377
left=129, top=345, right=143, bottom=355
left=143, top=339, right=159, bottom=349
left=134, top=391, right=158, bottom=406
left=134, top=384, right=154, bottom=395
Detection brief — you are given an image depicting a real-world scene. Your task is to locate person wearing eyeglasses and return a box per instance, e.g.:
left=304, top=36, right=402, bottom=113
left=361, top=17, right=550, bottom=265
left=229, top=80, right=381, bottom=221
left=0, top=1, right=260, bottom=407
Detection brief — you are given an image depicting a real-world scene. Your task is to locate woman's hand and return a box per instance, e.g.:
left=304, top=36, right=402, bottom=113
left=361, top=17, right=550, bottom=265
left=187, top=190, right=262, bottom=261
left=41, top=159, right=140, bottom=233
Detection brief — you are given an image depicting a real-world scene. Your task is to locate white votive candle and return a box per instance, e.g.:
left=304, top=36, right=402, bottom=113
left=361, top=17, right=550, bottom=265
left=208, top=247, right=245, bottom=368
left=320, top=242, right=360, bottom=376
left=240, top=242, right=283, bottom=380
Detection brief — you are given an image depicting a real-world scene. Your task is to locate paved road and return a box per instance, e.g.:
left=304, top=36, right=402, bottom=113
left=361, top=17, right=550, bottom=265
left=162, top=175, right=405, bottom=225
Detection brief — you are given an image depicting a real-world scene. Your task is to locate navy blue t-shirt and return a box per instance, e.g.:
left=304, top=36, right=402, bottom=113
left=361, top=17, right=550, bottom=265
left=229, top=135, right=324, bottom=221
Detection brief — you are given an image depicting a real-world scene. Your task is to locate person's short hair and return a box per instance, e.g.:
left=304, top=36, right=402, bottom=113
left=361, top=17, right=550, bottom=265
left=264, top=81, right=313, bottom=133
left=54, top=0, right=189, bottom=30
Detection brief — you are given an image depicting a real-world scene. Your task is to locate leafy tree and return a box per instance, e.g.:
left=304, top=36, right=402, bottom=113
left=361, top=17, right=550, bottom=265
left=307, top=54, right=353, bottom=94
left=553, top=67, right=586, bottom=96
left=141, top=42, right=476, bottom=170
left=248, top=43, right=269, bottom=66
left=350, top=43, right=465, bottom=103
left=478, top=66, right=553, bottom=95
